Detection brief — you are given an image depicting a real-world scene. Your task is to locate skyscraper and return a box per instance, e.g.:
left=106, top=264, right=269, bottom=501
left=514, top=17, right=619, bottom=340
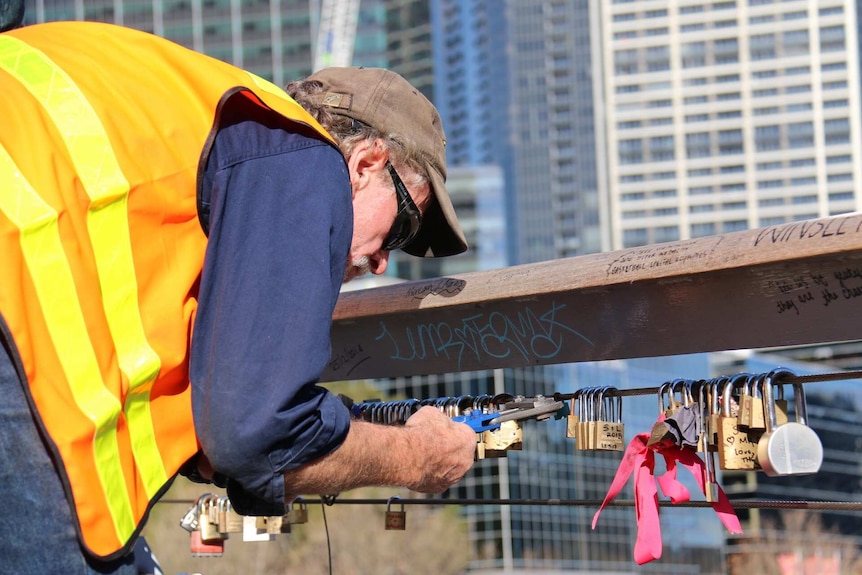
left=598, top=0, right=862, bottom=250
left=24, top=0, right=388, bottom=84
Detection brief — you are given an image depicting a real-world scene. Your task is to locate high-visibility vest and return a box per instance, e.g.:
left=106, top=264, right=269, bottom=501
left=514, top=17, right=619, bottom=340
left=0, top=21, right=336, bottom=559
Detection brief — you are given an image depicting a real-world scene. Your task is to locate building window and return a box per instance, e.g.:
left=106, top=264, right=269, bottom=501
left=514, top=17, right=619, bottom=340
left=686, top=132, right=712, bottom=158
left=824, top=118, right=850, bottom=145
left=791, top=195, right=817, bottom=204
left=623, top=228, right=649, bottom=247
left=788, top=122, right=814, bottom=148
left=690, top=204, right=714, bottom=213
left=755, top=125, right=780, bottom=152
left=618, top=138, right=644, bottom=164
left=722, top=220, right=748, bottom=232
left=823, top=99, right=848, bottom=108
left=820, top=25, right=846, bottom=52
left=654, top=226, right=680, bottom=242
left=750, top=33, right=776, bottom=60
left=691, top=223, right=717, bottom=237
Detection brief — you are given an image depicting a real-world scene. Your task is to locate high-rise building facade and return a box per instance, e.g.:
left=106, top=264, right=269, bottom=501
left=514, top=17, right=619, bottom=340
left=24, top=0, right=387, bottom=85
left=597, top=0, right=862, bottom=250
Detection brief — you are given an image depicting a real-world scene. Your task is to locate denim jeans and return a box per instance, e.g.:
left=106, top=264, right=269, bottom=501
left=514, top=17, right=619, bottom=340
left=0, top=339, right=136, bottom=574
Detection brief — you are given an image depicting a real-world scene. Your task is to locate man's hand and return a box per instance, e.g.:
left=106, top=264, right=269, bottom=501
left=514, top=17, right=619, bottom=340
left=402, top=406, right=478, bottom=493
left=276, top=404, right=477, bottom=498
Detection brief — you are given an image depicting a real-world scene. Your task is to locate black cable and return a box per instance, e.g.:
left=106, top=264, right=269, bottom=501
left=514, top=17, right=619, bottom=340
left=158, top=497, right=862, bottom=511
left=319, top=501, right=332, bottom=575
left=287, top=498, right=862, bottom=511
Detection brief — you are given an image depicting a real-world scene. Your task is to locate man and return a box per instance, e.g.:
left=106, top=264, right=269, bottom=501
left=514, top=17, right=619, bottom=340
left=0, top=20, right=477, bottom=573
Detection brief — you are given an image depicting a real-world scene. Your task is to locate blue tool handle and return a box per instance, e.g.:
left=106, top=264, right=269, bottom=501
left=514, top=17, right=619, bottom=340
left=452, top=413, right=500, bottom=432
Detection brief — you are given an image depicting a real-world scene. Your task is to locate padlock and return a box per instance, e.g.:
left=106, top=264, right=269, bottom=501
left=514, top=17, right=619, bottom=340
left=574, top=388, right=592, bottom=450
left=566, top=395, right=579, bottom=441
left=596, top=388, right=624, bottom=451
left=717, top=375, right=759, bottom=470
left=773, top=379, right=789, bottom=426
left=703, top=434, right=720, bottom=503
left=255, top=515, right=283, bottom=535
left=647, top=382, right=675, bottom=450
left=384, top=497, right=406, bottom=530
left=757, top=370, right=823, bottom=476
left=284, top=498, right=309, bottom=525
left=706, top=377, right=726, bottom=452
left=737, top=375, right=754, bottom=428
left=197, top=494, right=223, bottom=543
left=481, top=419, right=522, bottom=457
left=179, top=502, right=199, bottom=533
left=221, top=497, right=244, bottom=533
left=216, top=496, right=229, bottom=537
left=189, top=529, right=224, bottom=557
left=747, top=373, right=766, bottom=431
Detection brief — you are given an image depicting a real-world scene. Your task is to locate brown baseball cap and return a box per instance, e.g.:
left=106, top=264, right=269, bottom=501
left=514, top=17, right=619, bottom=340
left=305, top=66, right=468, bottom=257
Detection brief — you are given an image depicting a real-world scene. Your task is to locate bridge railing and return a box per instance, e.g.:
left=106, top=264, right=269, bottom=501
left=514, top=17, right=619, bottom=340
left=321, top=212, right=862, bottom=382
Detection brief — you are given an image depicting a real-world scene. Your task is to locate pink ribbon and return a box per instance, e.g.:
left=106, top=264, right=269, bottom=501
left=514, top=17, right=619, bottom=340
left=592, top=421, right=742, bottom=565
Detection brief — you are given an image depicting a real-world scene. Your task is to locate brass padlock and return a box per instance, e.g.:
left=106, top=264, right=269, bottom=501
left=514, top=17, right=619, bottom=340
left=384, top=497, right=406, bottom=531
left=482, top=419, right=522, bottom=457
left=566, top=395, right=579, bottom=441
left=757, top=370, right=823, bottom=476
left=221, top=497, right=244, bottom=533
left=285, top=498, right=309, bottom=525
left=747, top=373, right=766, bottom=431
left=255, top=515, right=283, bottom=535
left=717, top=375, right=759, bottom=470
left=197, top=494, right=223, bottom=543
left=189, top=528, right=224, bottom=557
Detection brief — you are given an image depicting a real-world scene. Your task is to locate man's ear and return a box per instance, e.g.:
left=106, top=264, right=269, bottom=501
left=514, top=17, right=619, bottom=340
left=347, top=140, right=388, bottom=198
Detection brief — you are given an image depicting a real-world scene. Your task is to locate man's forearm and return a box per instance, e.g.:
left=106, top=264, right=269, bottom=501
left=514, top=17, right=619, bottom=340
left=281, top=406, right=477, bottom=498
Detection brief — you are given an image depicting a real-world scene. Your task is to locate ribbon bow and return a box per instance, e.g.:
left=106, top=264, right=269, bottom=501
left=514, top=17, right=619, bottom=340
left=592, top=417, right=743, bottom=565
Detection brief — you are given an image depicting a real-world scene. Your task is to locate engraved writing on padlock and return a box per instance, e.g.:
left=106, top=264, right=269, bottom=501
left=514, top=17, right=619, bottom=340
left=717, top=375, right=759, bottom=470
left=596, top=388, right=625, bottom=451
left=384, top=497, right=406, bottom=530
left=757, top=370, right=823, bottom=476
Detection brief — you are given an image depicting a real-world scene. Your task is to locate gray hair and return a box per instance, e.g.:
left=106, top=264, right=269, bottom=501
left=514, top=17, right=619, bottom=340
left=285, top=79, right=428, bottom=189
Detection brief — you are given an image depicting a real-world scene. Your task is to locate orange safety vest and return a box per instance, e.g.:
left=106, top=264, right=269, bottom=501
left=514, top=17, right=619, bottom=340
left=0, top=21, right=336, bottom=559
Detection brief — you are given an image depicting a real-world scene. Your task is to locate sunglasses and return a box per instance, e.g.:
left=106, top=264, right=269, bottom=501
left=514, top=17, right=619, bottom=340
left=381, top=161, right=422, bottom=251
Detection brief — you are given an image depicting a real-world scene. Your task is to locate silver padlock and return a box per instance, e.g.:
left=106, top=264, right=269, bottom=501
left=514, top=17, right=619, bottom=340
left=757, top=369, right=823, bottom=476
left=384, top=496, right=406, bottom=531
left=179, top=502, right=199, bottom=533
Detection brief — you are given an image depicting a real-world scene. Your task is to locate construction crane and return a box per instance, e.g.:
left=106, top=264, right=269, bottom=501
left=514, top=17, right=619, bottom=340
left=312, top=0, right=361, bottom=71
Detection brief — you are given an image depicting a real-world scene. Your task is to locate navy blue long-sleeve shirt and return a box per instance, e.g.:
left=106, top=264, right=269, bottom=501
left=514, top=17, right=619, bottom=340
left=190, top=116, right=353, bottom=515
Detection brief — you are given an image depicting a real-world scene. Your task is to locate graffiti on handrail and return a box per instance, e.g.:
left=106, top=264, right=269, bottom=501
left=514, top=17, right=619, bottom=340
left=754, top=215, right=862, bottom=248
left=606, top=237, right=723, bottom=277
left=374, top=301, right=593, bottom=371
left=769, top=267, right=862, bottom=316
left=405, top=278, right=466, bottom=300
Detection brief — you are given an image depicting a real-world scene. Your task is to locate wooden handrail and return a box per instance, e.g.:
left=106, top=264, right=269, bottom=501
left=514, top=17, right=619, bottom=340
left=320, top=213, right=862, bottom=382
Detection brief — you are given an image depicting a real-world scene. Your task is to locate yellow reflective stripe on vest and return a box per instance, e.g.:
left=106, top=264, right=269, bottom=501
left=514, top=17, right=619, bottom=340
left=0, top=38, right=166, bottom=502
left=0, top=144, right=134, bottom=542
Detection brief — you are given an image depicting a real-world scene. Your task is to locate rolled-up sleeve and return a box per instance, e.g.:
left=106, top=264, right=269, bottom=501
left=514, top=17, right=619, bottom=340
left=190, top=118, right=352, bottom=515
